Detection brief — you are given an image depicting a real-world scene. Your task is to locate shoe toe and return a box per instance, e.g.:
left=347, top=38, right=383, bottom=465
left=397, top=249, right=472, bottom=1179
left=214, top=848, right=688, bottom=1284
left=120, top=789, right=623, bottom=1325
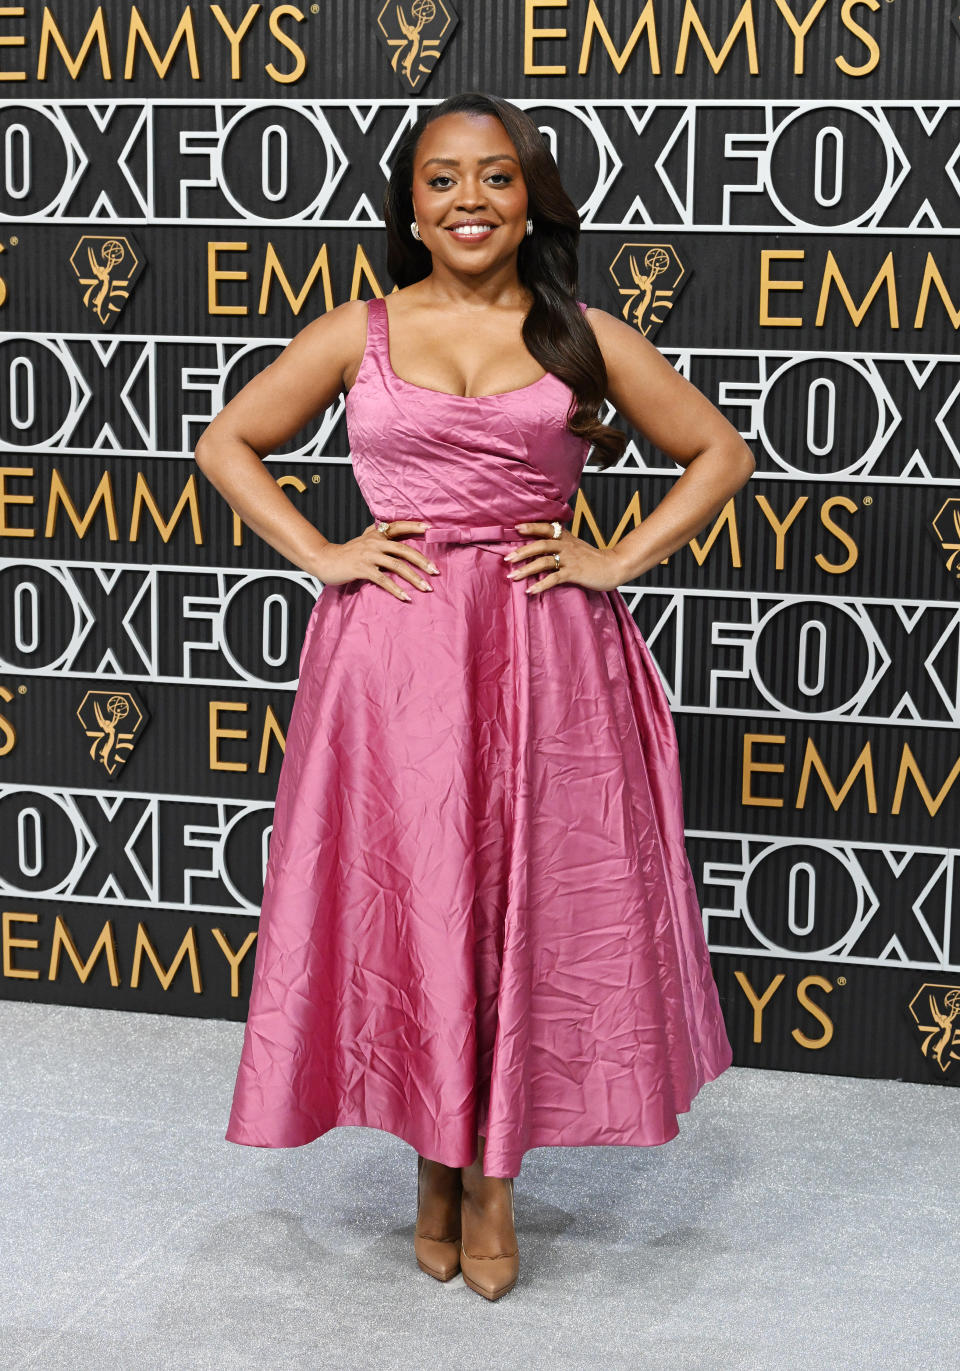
left=459, top=1245, right=519, bottom=1300
left=414, top=1234, right=461, bottom=1281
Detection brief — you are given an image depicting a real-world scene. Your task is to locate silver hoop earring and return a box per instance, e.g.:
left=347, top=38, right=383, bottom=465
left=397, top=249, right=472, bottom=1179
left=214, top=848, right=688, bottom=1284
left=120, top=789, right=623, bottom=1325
left=525, top=218, right=533, bottom=236
left=410, top=220, right=421, bottom=241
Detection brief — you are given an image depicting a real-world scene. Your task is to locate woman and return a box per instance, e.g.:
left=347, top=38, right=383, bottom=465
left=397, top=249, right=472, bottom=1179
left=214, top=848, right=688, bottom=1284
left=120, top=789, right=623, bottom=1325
left=195, top=92, right=755, bottom=1302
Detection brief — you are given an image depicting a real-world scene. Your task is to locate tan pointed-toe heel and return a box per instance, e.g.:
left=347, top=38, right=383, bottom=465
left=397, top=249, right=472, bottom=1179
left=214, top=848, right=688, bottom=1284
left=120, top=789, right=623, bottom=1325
left=460, top=1174, right=519, bottom=1301
left=414, top=1154, right=462, bottom=1282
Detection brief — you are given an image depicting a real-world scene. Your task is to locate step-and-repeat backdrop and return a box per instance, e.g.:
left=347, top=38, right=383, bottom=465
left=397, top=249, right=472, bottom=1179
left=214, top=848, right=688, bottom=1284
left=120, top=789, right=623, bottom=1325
left=1, top=1, right=958, bottom=1087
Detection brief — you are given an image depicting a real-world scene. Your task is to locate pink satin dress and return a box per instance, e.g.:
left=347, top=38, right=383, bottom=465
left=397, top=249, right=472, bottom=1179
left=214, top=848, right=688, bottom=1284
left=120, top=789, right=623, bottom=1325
left=225, top=294, right=734, bottom=1177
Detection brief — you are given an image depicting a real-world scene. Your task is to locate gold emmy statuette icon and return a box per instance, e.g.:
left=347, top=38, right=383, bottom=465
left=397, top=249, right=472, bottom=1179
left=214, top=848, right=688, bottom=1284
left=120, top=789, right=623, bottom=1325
left=375, top=0, right=457, bottom=91
left=931, top=498, right=960, bottom=581
left=76, top=689, right=148, bottom=777
left=608, top=242, right=689, bottom=339
left=68, top=234, right=142, bottom=328
left=907, top=983, right=960, bottom=1076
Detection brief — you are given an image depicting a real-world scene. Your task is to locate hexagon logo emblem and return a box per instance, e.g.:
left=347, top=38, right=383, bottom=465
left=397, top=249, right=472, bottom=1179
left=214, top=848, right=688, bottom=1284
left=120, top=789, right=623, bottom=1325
left=76, top=688, right=150, bottom=778
left=608, top=242, right=691, bottom=339
left=68, top=234, right=144, bottom=327
left=375, top=0, right=458, bottom=91
left=931, top=498, right=960, bottom=582
left=906, top=982, right=960, bottom=1076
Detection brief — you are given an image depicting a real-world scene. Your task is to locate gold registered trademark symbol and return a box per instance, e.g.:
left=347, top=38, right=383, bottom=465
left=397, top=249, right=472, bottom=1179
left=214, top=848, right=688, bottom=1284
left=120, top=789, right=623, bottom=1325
left=18, top=684, right=27, bottom=694
left=310, top=3, right=319, bottom=11
left=312, top=473, right=321, bottom=484
left=862, top=496, right=872, bottom=506
left=837, top=976, right=847, bottom=986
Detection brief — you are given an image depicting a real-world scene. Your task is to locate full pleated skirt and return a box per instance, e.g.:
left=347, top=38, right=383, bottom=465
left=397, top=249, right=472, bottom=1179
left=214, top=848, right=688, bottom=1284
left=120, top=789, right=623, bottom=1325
left=224, top=541, right=734, bottom=1177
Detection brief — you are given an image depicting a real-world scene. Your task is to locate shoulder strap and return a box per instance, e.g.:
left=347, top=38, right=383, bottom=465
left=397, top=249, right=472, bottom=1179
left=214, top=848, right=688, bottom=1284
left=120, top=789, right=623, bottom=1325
left=365, top=294, right=387, bottom=345
left=358, top=295, right=391, bottom=379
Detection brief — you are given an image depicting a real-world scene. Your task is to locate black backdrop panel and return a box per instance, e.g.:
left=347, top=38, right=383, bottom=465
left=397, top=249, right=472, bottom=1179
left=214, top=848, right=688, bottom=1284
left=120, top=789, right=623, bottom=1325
left=1, top=1, right=958, bottom=1089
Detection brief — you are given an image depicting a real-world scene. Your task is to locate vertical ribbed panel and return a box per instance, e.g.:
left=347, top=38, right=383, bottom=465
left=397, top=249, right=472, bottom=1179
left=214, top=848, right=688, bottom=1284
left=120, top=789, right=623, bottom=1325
left=0, top=1, right=956, bottom=1090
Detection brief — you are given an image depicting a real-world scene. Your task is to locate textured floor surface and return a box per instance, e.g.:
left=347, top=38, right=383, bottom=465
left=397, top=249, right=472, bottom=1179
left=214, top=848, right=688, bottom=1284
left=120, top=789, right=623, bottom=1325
left=1, top=998, right=956, bottom=1371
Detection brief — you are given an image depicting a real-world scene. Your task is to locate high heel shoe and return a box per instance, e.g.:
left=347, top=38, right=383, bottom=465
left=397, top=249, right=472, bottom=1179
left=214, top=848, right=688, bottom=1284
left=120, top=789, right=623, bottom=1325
left=414, top=1153, right=462, bottom=1282
left=460, top=1170, right=519, bottom=1301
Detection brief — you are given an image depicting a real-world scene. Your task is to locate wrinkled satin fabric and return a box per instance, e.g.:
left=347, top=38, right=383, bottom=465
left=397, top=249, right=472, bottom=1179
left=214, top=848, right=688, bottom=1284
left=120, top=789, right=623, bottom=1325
left=224, top=295, right=734, bottom=1177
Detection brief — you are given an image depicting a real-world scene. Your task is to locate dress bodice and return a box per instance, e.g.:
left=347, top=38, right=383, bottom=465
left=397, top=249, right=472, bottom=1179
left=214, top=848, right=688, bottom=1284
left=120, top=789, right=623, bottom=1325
left=344, top=295, right=592, bottom=526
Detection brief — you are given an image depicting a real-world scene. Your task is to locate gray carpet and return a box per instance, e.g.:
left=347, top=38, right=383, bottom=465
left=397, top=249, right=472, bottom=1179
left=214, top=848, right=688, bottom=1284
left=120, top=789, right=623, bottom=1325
left=1, top=999, right=956, bottom=1370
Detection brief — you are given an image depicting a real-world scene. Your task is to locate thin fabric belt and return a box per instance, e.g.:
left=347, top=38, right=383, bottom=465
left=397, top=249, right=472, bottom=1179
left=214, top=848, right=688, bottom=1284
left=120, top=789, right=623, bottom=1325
left=415, top=524, right=537, bottom=544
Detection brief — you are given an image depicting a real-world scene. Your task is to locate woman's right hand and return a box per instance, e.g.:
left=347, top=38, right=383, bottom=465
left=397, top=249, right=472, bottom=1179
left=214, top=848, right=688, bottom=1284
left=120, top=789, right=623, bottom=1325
left=313, top=521, right=440, bottom=601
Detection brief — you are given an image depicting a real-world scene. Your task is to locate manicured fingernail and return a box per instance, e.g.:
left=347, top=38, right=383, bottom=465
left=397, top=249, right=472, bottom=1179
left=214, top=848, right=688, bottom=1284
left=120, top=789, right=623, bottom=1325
left=400, top=591, right=411, bottom=601
left=507, top=570, right=518, bottom=578
left=427, top=563, right=439, bottom=574
left=503, top=552, right=515, bottom=561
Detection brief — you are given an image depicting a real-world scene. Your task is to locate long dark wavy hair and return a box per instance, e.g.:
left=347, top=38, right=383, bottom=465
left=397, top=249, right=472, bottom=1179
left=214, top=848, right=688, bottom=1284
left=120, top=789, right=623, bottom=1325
left=382, top=92, right=627, bottom=471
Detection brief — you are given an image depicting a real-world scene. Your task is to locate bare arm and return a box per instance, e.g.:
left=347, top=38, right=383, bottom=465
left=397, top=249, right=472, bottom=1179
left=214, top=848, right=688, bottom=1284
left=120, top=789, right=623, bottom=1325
left=194, top=298, right=439, bottom=601
left=194, top=299, right=367, bottom=578
left=585, top=307, right=756, bottom=582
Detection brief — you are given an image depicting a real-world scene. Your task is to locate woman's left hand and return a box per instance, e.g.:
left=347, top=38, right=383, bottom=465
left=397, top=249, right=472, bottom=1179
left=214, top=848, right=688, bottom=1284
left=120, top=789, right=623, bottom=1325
left=503, top=522, right=628, bottom=595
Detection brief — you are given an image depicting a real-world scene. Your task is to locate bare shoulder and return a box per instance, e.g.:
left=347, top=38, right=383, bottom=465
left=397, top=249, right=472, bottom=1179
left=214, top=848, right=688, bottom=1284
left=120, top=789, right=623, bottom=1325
left=576, top=304, right=750, bottom=468
left=284, top=296, right=371, bottom=392
left=580, top=304, right=658, bottom=356
left=578, top=301, right=674, bottom=381
left=195, top=298, right=373, bottom=458
left=578, top=303, right=676, bottom=394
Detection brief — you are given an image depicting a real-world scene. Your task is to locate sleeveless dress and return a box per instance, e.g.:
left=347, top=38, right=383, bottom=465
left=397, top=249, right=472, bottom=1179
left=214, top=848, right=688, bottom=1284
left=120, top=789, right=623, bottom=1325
left=224, top=295, right=734, bottom=1178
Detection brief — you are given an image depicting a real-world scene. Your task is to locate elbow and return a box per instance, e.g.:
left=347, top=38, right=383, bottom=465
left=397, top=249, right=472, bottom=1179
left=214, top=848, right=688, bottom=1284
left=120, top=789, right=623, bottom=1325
left=194, top=429, right=216, bottom=473
left=699, top=438, right=755, bottom=492
left=736, top=441, right=757, bottom=483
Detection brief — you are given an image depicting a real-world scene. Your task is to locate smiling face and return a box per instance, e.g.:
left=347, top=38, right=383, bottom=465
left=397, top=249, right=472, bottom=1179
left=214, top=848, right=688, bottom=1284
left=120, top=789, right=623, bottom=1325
left=409, top=112, right=530, bottom=273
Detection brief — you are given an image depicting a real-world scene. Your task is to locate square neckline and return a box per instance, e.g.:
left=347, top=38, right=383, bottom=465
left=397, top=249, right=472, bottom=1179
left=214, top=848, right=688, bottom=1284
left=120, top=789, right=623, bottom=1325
left=376, top=295, right=555, bottom=402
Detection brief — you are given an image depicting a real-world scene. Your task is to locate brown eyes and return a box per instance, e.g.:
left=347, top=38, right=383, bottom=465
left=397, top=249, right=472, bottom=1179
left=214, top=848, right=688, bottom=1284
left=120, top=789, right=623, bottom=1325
left=427, top=173, right=512, bottom=189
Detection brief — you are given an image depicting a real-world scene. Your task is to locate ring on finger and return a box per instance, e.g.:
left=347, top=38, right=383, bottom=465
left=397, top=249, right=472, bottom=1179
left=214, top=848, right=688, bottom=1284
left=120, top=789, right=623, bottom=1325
left=551, top=519, right=562, bottom=539
left=376, top=519, right=390, bottom=534
left=553, top=551, right=560, bottom=570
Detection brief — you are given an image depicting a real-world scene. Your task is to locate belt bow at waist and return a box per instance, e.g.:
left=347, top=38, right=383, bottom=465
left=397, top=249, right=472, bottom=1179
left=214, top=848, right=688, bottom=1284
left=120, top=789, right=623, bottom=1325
left=376, top=522, right=565, bottom=544
left=422, top=523, right=527, bottom=544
